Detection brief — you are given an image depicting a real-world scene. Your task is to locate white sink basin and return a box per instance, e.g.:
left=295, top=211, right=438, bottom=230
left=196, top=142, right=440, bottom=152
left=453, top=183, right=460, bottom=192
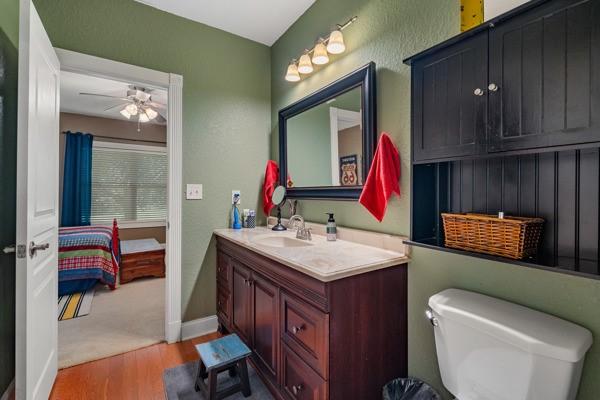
left=252, top=235, right=313, bottom=248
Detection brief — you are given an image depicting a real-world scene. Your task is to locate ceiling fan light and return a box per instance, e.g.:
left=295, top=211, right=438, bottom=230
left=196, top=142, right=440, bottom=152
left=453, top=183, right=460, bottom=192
left=285, top=62, right=301, bottom=82
left=120, top=109, right=131, bottom=119
left=125, top=103, right=138, bottom=116
left=145, top=108, right=158, bottom=120
left=139, top=112, right=150, bottom=123
left=298, top=53, right=313, bottom=74
left=327, top=30, right=346, bottom=54
left=312, top=41, right=329, bottom=65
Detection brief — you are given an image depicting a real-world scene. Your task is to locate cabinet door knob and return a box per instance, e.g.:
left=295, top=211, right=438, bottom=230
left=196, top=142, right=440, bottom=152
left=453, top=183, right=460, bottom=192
left=291, top=324, right=305, bottom=334
left=473, top=88, right=485, bottom=96
left=292, top=384, right=303, bottom=395
left=488, top=83, right=499, bottom=92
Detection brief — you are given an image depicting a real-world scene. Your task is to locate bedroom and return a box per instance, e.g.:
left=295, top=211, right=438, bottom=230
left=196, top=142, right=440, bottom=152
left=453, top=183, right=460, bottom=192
left=57, top=70, right=168, bottom=368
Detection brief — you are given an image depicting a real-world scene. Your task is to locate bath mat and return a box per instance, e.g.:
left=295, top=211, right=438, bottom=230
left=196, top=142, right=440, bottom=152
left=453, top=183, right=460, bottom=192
left=58, top=287, right=95, bottom=321
left=163, top=361, right=274, bottom=400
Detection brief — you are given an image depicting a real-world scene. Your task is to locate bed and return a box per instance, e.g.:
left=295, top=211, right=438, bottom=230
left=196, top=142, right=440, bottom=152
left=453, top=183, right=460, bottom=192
left=58, top=220, right=120, bottom=296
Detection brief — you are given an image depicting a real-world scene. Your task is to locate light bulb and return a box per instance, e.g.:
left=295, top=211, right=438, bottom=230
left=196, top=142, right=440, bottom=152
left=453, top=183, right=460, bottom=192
left=327, top=29, right=345, bottom=54
left=120, top=109, right=131, bottom=119
left=312, top=41, right=329, bottom=65
left=285, top=62, right=301, bottom=82
left=125, top=103, right=138, bottom=116
left=298, top=53, right=313, bottom=74
left=139, top=112, right=150, bottom=123
left=145, top=108, right=158, bottom=120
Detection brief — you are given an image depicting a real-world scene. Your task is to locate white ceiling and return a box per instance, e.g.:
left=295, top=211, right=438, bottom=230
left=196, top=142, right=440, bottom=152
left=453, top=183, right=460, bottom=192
left=60, top=71, right=168, bottom=123
left=134, top=0, right=316, bottom=46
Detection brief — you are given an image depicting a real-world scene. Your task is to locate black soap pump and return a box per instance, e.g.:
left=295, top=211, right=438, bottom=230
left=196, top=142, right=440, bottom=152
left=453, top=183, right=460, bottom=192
left=325, top=213, right=337, bottom=241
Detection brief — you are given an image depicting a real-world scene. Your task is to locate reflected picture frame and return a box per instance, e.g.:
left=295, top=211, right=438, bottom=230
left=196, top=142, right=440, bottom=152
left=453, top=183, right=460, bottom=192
left=278, top=62, right=376, bottom=200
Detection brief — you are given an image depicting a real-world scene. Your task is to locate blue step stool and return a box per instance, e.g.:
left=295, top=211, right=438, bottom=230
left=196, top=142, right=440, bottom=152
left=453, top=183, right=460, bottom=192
left=194, top=334, right=252, bottom=400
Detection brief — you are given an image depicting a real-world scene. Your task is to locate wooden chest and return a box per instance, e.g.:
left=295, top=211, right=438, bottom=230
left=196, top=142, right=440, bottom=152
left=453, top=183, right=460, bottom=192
left=120, top=239, right=165, bottom=284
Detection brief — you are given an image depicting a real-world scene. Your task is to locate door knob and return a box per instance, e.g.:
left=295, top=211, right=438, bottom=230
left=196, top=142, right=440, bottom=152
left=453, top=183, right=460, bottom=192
left=29, top=241, right=50, bottom=258
left=488, top=83, right=499, bottom=92
left=3, top=245, right=15, bottom=254
left=473, top=88, right=485, bottom=96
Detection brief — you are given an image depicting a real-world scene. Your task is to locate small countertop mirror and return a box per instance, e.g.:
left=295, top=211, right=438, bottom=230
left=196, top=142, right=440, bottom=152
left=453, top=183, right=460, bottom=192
left=279, top=62, right=376, bottom=200
left=271, top=185, right=287, bottom=231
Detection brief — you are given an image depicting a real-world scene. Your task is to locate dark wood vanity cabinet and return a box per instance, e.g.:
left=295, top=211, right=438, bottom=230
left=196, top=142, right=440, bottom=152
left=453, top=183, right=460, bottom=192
left=216, top=237, right=408, bottom=400
left=408, top=0, right=600, bottom=162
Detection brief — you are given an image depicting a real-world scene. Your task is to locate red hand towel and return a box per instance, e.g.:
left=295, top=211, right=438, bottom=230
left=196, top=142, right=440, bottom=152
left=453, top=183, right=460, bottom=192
left=359, top=132, right=401, bottom=222
left=262, top=160, right=280, bottom=215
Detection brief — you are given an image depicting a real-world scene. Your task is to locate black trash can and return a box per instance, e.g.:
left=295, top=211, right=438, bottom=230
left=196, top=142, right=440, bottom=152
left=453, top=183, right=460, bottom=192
left=382, top=377, right=442, bottom=400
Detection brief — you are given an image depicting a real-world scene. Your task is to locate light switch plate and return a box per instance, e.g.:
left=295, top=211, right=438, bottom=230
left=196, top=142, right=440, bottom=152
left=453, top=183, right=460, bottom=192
left=232, top=190, right=241, bottom=204
left=186, top=184, right=203, bottom=200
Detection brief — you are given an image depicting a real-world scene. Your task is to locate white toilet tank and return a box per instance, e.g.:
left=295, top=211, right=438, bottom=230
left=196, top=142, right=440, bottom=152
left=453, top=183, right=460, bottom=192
left=428, top=289, right=593, bottom=400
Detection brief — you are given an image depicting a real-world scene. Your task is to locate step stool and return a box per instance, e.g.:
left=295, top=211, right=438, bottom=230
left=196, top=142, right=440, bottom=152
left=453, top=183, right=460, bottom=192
left=194, top=334, right=252, bottom=400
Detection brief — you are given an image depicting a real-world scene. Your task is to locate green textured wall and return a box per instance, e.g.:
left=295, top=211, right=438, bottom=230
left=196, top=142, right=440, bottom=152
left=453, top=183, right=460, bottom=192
left=33, top=0, right=271, bottom=321
left=0, top=0, right=18, bottom=394
left=271, top=1, right=600, bottom=399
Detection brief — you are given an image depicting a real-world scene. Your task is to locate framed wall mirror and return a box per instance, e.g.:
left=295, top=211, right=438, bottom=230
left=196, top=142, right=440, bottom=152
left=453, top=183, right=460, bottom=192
left=278, top=62, right=376, bottom=199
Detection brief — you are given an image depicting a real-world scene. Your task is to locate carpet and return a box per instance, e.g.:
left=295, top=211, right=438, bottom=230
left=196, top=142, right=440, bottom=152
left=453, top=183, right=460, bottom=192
left=58, top=287, right=95, bottom=321
left=163, top=361, right=274, bottom=400
left=58, top=277, right=164, bottom=368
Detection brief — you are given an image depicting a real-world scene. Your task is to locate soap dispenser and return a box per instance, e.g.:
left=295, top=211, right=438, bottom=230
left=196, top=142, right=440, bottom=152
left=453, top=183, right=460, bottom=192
left=326, top=213, right=337, bottom=241
left=231, top=194, right=242, bottom=229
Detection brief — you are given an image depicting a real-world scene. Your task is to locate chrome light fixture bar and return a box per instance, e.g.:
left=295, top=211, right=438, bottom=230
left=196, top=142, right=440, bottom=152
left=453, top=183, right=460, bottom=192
left=285, top=16, right=358, bottom=82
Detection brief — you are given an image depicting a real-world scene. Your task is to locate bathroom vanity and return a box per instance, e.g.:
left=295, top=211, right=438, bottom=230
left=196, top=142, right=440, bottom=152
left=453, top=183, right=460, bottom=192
left=214, top=226, right=409, bottom=400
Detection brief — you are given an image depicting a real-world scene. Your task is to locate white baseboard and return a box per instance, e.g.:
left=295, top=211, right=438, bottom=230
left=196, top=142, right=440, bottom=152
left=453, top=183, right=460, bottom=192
left=165, top=319, right=182, bottom=344
left=1, top=378, right=14, bottom=400
left=181, top=315, right=218, bottom=341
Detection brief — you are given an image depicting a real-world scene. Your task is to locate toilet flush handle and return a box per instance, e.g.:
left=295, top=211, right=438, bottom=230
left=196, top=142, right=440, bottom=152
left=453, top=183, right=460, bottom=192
left=425, top=309, right=439, bottom=327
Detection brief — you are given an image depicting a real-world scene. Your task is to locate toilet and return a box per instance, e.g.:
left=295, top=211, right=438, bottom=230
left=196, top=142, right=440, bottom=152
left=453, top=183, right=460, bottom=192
left=427, top=289, right=593, bottom=400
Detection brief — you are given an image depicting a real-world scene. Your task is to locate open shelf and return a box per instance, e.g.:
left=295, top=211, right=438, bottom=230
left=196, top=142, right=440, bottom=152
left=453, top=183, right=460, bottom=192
left=411, top=148, right=600, bottom=280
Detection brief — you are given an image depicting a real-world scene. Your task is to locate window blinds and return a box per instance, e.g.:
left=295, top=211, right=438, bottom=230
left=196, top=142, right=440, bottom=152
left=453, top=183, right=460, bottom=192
left=91, top=143, right=167, bottom=225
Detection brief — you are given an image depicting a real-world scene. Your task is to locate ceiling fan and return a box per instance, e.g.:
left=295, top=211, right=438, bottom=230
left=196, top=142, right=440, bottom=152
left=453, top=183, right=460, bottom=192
left=79, top=86, right=167, bottom=131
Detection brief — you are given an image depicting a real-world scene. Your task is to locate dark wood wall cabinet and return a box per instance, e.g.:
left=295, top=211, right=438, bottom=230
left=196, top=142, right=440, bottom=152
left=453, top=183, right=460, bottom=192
left=216, top=237, right=408, bottom=400
left=405, top=0, right=600, bottom=279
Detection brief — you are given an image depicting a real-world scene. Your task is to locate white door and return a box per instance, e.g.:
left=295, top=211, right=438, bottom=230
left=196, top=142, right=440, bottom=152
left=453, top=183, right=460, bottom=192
left=15, top=1, right=60, bottom=399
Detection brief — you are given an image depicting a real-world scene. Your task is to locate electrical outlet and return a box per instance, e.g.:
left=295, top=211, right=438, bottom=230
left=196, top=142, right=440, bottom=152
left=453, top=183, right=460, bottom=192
left=232, top=190, right=241, bottom=204
left=186, top=184, right=203, bottom=200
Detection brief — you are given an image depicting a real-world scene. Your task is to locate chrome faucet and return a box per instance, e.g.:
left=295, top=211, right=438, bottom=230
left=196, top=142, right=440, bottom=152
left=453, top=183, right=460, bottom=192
left=288, top=215, right=312, bottom=241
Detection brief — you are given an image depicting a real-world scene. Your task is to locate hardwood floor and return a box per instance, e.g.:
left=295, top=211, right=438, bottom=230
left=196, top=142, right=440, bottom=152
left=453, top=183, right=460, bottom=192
left=49, top=332, right=221, bottom=400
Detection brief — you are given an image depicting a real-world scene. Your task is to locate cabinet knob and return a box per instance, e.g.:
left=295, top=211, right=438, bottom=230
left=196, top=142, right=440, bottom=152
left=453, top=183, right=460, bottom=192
left=473, top=88, right=485, bottom=96
left=488, top=83, right=499, bottom=92
left=292, top=384, right=303, bottom=395
left=291, top=324, right=305, bottom=334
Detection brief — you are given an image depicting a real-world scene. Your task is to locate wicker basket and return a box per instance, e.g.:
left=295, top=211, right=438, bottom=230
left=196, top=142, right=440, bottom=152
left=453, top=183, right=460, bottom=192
left=441, top=213, right=544, bottom=259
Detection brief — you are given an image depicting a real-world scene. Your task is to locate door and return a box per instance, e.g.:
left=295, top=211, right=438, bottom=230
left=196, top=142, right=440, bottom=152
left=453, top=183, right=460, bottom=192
left=412, top=32, right=488, bottom=162
left=251, top=272, right=278, bottom=381
left=488, top=0, right=600, bottom=152
left=15, top=2, right=61, bottom=399
left=231, top=261, right=252, bottom=343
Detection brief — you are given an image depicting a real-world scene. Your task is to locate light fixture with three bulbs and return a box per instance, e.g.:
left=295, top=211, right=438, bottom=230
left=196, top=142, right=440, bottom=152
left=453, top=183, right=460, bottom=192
left=285, top=16, right=357, bottom=82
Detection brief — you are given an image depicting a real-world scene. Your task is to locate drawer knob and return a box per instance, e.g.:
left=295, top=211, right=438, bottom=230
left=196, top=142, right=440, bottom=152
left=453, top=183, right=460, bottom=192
left=292, top=384, right=303, bottom=395
left=473, top=88, right=484, bottom=96
left=488, top=83, right=499, bottom=92
left=291, top=324, right=305, bottom=334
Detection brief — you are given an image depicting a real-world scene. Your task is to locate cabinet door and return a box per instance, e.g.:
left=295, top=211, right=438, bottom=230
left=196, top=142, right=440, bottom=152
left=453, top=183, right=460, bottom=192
left=412, top=32, right=488, bottom=162
left=489, top=0, right=600, bottom=152
left=251, top=272, right=279, bottom=381
left=231, top=261, right=252, bottom=343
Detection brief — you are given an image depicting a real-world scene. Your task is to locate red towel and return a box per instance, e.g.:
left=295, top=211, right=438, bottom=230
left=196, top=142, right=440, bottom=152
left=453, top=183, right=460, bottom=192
left=262, top=160, right=280, bottom=215
left=359, top=132, right=401, bottom=222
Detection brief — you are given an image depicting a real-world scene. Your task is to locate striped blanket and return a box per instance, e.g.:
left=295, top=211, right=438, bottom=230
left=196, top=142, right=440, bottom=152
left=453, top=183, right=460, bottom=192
left=58, top=224, right=120, bottom=294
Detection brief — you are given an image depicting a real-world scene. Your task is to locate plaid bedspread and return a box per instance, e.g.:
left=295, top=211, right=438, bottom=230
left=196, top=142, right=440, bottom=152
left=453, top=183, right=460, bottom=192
left=58, top=225, right=120, bottom=288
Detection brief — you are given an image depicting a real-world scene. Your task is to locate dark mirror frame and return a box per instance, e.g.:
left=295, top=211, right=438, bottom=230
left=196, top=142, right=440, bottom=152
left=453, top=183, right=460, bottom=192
left=278, top=62, right=376, bottom=200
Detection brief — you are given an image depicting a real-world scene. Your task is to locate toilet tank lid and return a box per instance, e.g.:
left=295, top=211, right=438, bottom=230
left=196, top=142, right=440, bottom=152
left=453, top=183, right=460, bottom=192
left=429, top=289, right=593, bottom=362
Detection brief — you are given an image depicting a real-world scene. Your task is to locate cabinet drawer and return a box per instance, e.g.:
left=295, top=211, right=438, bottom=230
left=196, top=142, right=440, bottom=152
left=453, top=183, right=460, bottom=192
left=281, top=292, right=329, bottom=378
left=282, top=344, right=327, bottom=400
left=217, top=251, right=232, bottom=288
left=217, top=285, right=231, bottom=324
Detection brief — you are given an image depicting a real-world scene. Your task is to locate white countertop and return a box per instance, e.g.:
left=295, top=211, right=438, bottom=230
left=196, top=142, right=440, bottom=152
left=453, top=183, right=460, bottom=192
left=213, top=227, right=409, bottom=282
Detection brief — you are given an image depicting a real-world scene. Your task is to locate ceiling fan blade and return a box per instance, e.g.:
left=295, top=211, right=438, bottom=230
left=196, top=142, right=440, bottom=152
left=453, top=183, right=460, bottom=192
left=148, top=101, right=167, bottom=109
left=103, top=102, right=130, bottom=112
left=79, top=92, right=132, bottom=102
left=155, top=112, right=167, bottom=124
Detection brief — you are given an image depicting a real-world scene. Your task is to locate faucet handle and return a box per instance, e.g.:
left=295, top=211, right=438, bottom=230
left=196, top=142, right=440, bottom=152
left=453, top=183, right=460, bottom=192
left=306, top=228, right=312, bottom=240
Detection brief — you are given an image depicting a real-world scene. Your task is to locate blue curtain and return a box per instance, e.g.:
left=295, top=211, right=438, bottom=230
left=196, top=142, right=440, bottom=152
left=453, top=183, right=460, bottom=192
left=61, top=132, right=93, bottom=227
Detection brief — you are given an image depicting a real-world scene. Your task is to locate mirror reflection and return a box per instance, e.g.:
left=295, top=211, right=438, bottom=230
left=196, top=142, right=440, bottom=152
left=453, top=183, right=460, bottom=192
left=286, top=87, right=362, bottom=188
